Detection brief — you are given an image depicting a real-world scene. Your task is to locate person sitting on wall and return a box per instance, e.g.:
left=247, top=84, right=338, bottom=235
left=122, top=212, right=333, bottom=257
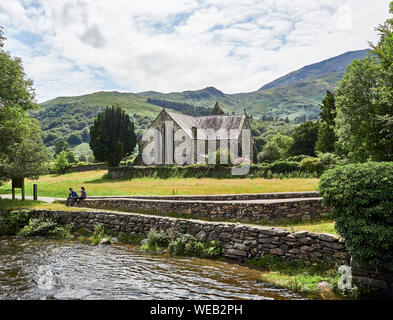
left=65, top=188, right=78, bottom=206
left=76, top=186, right=87, bottom=204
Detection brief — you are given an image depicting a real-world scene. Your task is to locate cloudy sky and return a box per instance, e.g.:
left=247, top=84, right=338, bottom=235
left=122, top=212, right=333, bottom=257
left=0, top=0, right=391, bottom=102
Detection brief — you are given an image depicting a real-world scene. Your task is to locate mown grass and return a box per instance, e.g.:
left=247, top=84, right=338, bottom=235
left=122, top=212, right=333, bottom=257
left=0, top=170, right=319, bottom=198
left=0, top=199, right=93, bottom=212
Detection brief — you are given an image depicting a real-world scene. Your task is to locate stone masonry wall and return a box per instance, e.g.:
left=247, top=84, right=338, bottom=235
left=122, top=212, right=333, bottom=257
left=28, top=209, right=349, bottom=264
left=77, top=197, right=329, bottom=224
left=87, top=191, right=319, bottom=201
left=350, top=259, right=393, bottom=297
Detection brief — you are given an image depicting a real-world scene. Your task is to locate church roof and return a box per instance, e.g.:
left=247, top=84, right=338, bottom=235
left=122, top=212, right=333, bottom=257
left=165, top=109, right=246, bottom=140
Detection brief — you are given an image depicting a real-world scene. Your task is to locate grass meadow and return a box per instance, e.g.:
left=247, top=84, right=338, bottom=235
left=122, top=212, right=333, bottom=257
left=0, top=170, right=319, bottom=198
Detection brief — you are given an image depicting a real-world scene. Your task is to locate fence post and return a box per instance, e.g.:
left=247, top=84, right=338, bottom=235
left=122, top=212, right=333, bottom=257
left=33, top=184, right=38, bottom=201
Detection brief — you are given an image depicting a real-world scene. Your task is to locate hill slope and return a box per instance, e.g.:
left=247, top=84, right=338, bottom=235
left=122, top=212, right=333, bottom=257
left=258, top=49, right=368, bottom=91
left=35, top=49, right=369, bottom=158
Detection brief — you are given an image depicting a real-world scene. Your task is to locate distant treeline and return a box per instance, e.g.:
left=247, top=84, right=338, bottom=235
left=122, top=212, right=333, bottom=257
left=147, top=98, right=211, bottom=116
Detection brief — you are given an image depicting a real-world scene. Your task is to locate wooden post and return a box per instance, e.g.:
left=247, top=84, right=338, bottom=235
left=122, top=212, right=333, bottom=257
left=21, top=179, right=25, bottom=201
left=33, top=184, right=38, bottom=201
left=11, top=177, right=24, bottom=200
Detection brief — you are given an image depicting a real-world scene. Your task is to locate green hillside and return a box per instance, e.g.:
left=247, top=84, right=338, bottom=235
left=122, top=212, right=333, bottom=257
left=33, top=91, right=162, bottom=150
left=34, top=49, right=368, bottom=160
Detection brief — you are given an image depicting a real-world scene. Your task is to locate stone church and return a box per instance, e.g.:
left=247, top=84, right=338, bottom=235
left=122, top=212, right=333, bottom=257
left=134, top=102, right=255, bottom=166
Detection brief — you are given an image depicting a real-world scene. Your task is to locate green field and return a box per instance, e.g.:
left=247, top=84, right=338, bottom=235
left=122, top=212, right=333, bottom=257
left=0, top=170, right=319, bottom=198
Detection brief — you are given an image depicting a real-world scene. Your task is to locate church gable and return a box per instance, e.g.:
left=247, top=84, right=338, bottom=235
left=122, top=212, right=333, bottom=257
left=211, top=102, right=225, bottom=115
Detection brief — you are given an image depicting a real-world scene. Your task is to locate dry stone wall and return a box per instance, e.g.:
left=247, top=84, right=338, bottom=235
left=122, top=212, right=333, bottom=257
left=28, top=209, right=349, bottom=264
left=78, top=197, right=329, bottom=224
left=87, top=191, right=319, bottom=201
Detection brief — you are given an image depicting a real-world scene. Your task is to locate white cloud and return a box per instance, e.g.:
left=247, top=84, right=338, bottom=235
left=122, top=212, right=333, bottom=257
left=0, top=0, right=391, bottom=102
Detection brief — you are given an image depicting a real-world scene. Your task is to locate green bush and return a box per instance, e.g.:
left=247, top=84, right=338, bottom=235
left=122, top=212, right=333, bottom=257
left=285, top=155, right=311, bottom=162
left=300, top=157, right=320, bottom=173
left=144, top=228, right=170, bottom=249
left=319, top=162, right=393, bottom=271
left=0, top=210, right=30, bottom=235
left=17, top=218, right=73, bottom=239
left=266, top=160, right=301, bottom=173
left=142, top=228, right=222, bottom=258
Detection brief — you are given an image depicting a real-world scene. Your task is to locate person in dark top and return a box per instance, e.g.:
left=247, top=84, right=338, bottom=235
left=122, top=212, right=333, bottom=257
left=65, top=188, right=78, bottom=206
left=76, top=186, right=87, bottom=203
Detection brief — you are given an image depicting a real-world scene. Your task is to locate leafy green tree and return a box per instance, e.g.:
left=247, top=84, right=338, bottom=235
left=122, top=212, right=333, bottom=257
left=54, top=139, right=71, bottom=156
left=270, top=133, right=294, bottom=157
left=315, top=91, right=337, bottom=153
left=81, top=127, right=90, bottom=143
left=89, top=106, right=137, bottom=167
left=335, top=56, right=382, bottom=162
left=53, top=151, right=69, bottom=173
left=288, top=121, right=319, bottom=156
left=335, top=2, right=393, bottom=162
left=257, top=141, right=281, bottom=163
left=67, top=133, right=82, bottom=146
left=66, top=150, right=77, bottom=164
left=253, top=137, right=266, bottom=153
left=0, top=118, right=50, bottom=179
left=0, top=27, right=48, bottom=181
left=0, top=27, right=37, bottom=112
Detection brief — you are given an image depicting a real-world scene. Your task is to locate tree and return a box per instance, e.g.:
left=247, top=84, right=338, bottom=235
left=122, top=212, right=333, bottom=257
left=0, top=27, right=37, bottom=112
left=315, top=91, right=337, bottom=153
left=89, top=106, right=137, bottom=167
left=288, top=121, right=319, bottom=157
left=53, top=151, right=70, bottom=173
left=257, top=141, right=281, bottom=163
left=67, top=133, right=82, bottom=146
left=0, top=118, right=50, bottom=179
left=335, top=2, right=393, bottom=162
left=270, top=134, right=294, bottom=158
left=54, top=139, right=70, bottom=156
left=0, top=27, right=48, bottom=181
left=66, top=150, right=77, bottom=164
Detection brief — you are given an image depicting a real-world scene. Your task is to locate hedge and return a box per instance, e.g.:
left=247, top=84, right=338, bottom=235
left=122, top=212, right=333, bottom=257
left=108, top=161, right=313, bottom=180
left=319, top=162, right=393, bottom=271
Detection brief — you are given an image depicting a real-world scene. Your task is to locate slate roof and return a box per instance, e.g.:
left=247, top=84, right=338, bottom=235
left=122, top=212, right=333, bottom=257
left=165, top=109, right=246, bottom=140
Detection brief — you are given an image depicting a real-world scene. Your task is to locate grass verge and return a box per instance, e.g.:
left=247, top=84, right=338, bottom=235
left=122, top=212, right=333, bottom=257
left=247, top=254, right=341, bottom=298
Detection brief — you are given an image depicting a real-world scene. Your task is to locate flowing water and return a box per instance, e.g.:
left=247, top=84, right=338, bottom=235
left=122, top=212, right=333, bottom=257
left=0, top=238, right=312, bottom=300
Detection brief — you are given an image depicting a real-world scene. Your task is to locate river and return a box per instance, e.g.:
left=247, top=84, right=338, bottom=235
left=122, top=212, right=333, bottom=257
left=0, top=238, right=312, bottom=300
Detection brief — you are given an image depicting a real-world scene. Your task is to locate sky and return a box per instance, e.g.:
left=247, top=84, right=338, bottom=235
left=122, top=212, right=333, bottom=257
left=0, top=0, right=391, bottom=103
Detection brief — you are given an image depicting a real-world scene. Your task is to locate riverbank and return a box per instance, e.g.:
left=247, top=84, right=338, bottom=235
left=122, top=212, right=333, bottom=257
left=0, top=206, right=350, bottom=299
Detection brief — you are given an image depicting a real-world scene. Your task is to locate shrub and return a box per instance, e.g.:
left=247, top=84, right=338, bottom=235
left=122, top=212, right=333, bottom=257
left=0, top=210, right=30, bottom=236
left=168, top=233, right=200, bottom=256
left=319, top=162, right=393, bottom=272
left=285, top=155, right=311, bottom=162
left=17, top=218, right=73, bottom=239
left=266, top=160, right=301, bottom=173
left=316, top=152, right=340, bottom=174
left=300, top=157, right=320, bottom=174
left=144, top=228, right=170, bottom=249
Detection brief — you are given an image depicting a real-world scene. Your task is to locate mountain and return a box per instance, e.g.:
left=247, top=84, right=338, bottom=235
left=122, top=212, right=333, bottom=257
left=139, top=49, right=368, bottom=120
left=258, top=49, right=368, bottom=91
